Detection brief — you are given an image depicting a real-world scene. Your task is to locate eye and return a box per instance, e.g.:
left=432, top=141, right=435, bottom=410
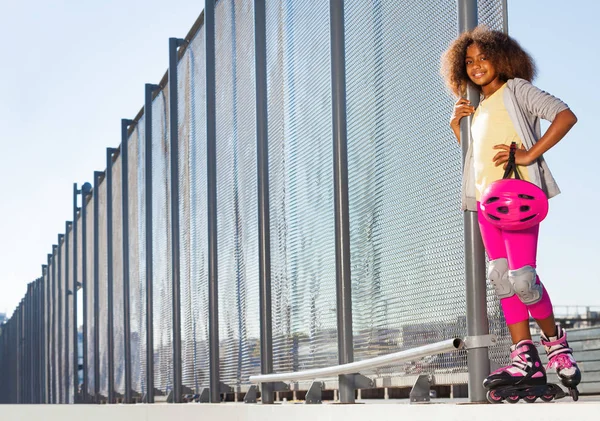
left=466, top=60, right=473, bottom=65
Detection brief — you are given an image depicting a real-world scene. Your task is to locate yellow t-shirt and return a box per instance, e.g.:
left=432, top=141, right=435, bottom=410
left=471, top=83, right=530, bottom=201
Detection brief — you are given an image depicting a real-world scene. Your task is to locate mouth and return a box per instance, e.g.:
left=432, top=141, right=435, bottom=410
left=472, top=72, right=485, bottom=79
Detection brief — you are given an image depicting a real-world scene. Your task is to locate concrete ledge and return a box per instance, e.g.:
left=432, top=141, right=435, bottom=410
left=2, top=401, right=600, bottom=421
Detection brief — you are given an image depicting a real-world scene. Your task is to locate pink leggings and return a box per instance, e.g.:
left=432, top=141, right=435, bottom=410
left=477, top=202, right=553, bottom=325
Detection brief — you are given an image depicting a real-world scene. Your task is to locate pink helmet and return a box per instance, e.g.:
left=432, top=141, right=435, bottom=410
left=480, top=178, right=549, bottom=231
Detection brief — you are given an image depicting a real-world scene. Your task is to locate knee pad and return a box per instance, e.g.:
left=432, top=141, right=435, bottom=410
left=488, top=258, right=514, bottom=299
left=509, top=265, right=543, bottom=305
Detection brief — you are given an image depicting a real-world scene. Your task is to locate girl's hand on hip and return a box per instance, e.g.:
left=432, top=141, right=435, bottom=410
left=450, top=98, right=475, bottom=129
left=492, top=144, right=532, bottom=168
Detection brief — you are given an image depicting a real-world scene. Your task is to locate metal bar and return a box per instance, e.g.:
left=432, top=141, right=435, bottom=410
left=121, top=119, right=134, bottom=404
left=144, top=83, right=158, bottom=403
left=249, top=338, right=464, bottom=383
left=254, top=0, right=274, bottom=406
left=457, top=0, right=490, bottom=404
left=107, top=148, right=116, bottom=403
left=73, top=183, right=81, bottom=403
left=169, top=37, right=185, bottom=404
left=330, top=0, right=354, bottom=404
left=94, top=170, right=103, bottom=402
left=81, top=184, right=90, bottom=403
left=205, top=0, right=220, bottom=404
left=502, top=0, right=508, bottom=34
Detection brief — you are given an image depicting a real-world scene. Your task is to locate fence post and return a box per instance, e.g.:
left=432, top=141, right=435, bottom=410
left=253, top=0, right=274, bottom=405
left=145, top=83, right=159, bottom=404
left=204, top=0, right=220, bottom=404
left=457, top=0, right=490, bottom=403
left=169, top=36, right=186, bottom=404
left=329, top=0, right=355, bottom=404
left=121, top=119, right=134, bottom=404
left=94, top=170, right=104, bottom=402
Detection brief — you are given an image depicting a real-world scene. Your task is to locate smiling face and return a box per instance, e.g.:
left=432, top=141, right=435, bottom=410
left=465, top=43, right=503, bottom=96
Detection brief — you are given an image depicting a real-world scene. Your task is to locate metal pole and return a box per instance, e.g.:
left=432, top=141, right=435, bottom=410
left=94, top=170, right=103, bottom=402
left=107, top=148, right=117, bottom=403
left=501, top=0, right=508, bottom=34
left=145, top=83, right=158, bottom=403
left=330, top=0, right=355, bottom=404
left=457, top=0, right=490, bottom=403
left=254, top=0, right=274, bottom=405
left=73, top=183, right=81, bottom=403
left=169, top=37, right=185, bottom=404
left=205, top=0, right=220, bottom=404
left=81, top=184, right=90, bottom=403
left=65, top=221, right=71, bottom=403
left=121, top=119, right=134, bottom=404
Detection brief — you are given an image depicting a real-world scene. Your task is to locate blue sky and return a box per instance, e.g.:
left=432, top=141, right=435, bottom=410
left=0, top=0, right=597, bottom=316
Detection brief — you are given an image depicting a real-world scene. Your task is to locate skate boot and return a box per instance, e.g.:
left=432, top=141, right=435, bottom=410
left=484, top=339, right=566, bottom=403
left=541, top=324, right=581, bottom=401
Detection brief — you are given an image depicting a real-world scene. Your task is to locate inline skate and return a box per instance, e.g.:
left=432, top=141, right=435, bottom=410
left=484, top=339, right=567, bottom=403
left=541, top=324, right=581, bottom=401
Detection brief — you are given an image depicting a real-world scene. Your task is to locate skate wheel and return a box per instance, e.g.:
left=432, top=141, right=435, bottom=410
left=540, top=395, right=554, bottom=402
left=524, top=396, right=537, bottom=403
left=486, top=390, right=504, bottom=404
left=506, top=396, right=520, bottom=404
left=570, top=388, right=579, bottom=402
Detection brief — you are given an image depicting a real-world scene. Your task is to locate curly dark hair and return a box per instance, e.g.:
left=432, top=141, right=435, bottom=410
left=440, top=25, right=536, bottom=97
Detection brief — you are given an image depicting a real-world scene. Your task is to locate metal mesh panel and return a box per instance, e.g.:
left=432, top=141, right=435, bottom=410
left=67, top=229, right=75, bottom=403
left=112, top=155, right=126, bottom=396
left=344, top=0, right=508, bottom=378
left=128, top=117, right=147, bottom=396
left=57, top=242, right=65, bottom=403
left=179, top=31, right=210, bottom=392
left=45, top=269, right=52, bottom=403
left=215, top=0, right=260, bottom=388
left=76, top=213, right=84, bottom=393
left=97, top=180, right=109, bottom=398
left=85, top=196, right=95, bottom=395
left=52, top=256, right=58, bottom=402
left=266, top=0, right=338, bottom=373
left=151, top=87, right=173, bottom=395
left=478, top=0, right=504, bottom=32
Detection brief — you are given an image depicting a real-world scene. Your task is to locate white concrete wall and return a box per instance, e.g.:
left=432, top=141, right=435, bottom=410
left=1, top=401, right=599, bottom=421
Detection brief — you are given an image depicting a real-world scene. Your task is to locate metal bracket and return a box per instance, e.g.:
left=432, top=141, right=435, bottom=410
left=353, top=374, right=374, bottom=389
left=244, top=385, right=258, bottom=404
left=464, top=334, right=497, bottom=349
left=305, top=381, right=323, bottom=404
left=409, top=374, right=431, bottom=403
left=197, top=388, right=210, bottom=403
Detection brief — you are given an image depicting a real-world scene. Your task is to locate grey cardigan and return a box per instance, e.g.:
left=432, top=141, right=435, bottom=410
left=461, top=78, right=569, bottom=211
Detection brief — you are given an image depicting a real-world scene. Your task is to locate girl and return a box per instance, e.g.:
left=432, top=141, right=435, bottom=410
left=440, top=26, right=580, bottom=399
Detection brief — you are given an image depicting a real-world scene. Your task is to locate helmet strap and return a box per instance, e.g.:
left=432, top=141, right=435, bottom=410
left=502, top=142, right=522, bottom=180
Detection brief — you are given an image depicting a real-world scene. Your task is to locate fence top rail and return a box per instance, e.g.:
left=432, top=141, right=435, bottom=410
left=249, top=338, right=464, bottom=384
